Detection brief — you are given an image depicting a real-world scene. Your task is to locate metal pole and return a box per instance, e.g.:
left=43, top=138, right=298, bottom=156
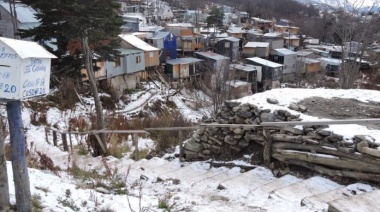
left=6, top=100, right=31, bottom=211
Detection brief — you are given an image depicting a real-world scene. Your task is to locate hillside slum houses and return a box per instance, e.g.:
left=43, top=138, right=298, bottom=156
left=9, top=0, right=378, bottom=99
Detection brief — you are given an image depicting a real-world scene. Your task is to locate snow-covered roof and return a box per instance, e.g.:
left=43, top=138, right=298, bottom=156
left=115, top=48, right=144, bottom=55
left=230, top=64, right=258, bottom=72
left=119, top=34, right=159, bottom=51
left=0, top=2, right=38, bottom=23
left=166, top=57, right=203, bottom=65
left=148, top=31, right=171, bottom=39
left=283, top=35, right=300, bottom=40
left=251, top=17, right=273, bottom=23
left=0, top=37, right=56, bottom=59
left=246, top=57, right=283, bottom=68
left=217, top=37, right=240, bottom=42
left=318, top=58, right=342, bottom=65
left=263, top=32, right=282, bottom=38
left=244, top=42, right=269, bottom=48
left=298, top=58, right=320, bottom=64
left=274, top=48, right=296, bottom=55
left=296, top=50, right=314, bottom=57
left=246, top=29, right=263, bottom=36
left=226, top=80, right=251, bottom=87
left=195, top=51, right=230, bottom=60
left=167, top=23, right=194, bottom=28
left=138, top=26, right=165, bottom=32
left=227, top=27, right=245, bottom=34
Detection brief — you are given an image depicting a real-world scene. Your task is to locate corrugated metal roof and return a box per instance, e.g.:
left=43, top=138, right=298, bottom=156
left=246, top=57, right=283, bottom=68
left=167, top=23, right=194, bottom=28
left=217, top=37, right=240, bottom=42
left=244, top=42, right=269, bottom=48
left=0, top=37, right=56, bottom=59
left=166, top=57, right=203, bottom=65
left=115, top=48, right=144, bottom=55
left=149, top=31, right=170, bottom=39
left=263, top=32, right=282, bottom=38
left=227, top=27, right=245, bottom=34
left=274, top=48, right=296, bottom=55
left=230, top=64, right=258, bottom=72
left=195, top=51, right=230, bottom=60
left=0, top=2, right=38, bottom=23
left=119, top=34, right=159, bottom=51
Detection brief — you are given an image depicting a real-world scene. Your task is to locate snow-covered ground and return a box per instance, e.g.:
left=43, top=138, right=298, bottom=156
left=3, top=87, right=380, bottom=211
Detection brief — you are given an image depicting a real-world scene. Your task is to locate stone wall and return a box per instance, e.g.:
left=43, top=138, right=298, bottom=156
left=183, top=101, right=304, bottom=161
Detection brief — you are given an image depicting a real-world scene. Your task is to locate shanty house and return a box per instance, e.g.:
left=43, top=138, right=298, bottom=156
left=195, top=51, right=230, bottom=72
left=269, top=48, right=297, bottom=81
left=214, top=37, right=240, bottom=62
left=246, top=57, right=283, bottom=91
left=165, top=57, right=203, bottom=79
left=242, top=42, right=270, bottom=58
left=119, top=34, right=160, bottom=68
left=229, top=64, right=262, bottom=96
left=146, top=31, right=177, bottom=62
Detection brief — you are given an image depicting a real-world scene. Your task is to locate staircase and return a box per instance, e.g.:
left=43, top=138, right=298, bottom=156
left=112, top=158, right=380, bottom=211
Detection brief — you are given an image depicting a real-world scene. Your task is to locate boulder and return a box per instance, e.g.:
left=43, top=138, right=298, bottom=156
left=225, top=101, right=241, bottom=108
left=184, top=139, right=203, bottom=152
left=260, top=113, right=276, bottom=122
left=267, top=98, right=279, bottom=104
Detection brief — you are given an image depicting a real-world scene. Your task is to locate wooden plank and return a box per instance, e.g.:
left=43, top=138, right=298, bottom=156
left=261, top=119, right=380, bottom=126
left=328, top=190, right=380, bottom=212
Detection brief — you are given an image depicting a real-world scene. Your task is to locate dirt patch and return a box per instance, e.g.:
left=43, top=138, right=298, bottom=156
left=298, top=97, right=380, bottom=129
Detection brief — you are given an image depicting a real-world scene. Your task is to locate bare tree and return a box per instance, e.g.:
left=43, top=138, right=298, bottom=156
left=330, top=0, right=380, bottom=89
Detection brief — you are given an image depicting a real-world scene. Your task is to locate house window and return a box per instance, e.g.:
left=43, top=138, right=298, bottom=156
left=149, top=51, right=154, bottom=58
left=225, top=42, right=230, bottom=48
left=136, top=55, right=141, bottom=63
left=114, top=57, right=121, bottom=67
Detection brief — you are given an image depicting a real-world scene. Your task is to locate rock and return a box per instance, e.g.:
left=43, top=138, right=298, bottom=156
left=202, top=150, right=211, bottom=155
left=230, top=145, right=242, bottom=152
left=238, top=140, right=249, bottom=147
left=232, top=128, right=244, bottom=135
left=217, top=184, right=226, bottom=190
left=247, top=103, right=258, bottom=109
left=298, top=104, right=307, bottom=112
left=317, top=129, right=331, bottom=137
left=202, top=143, right=211, bottom=149
left=200, top=135, right=208, bottom=142
left=291, top=114, right=301, bottom=119
left=192, top=133, right=201, bottom=142
left=326, top=134, right=343, bottom=142
left=184, top=139, right=203, bottom=152
left=260, top=113, right=276, bottom=122
left=224, top=135, right=238, bottom=145
left=279, top=167, right=290, bottom=176
left=283, top=127, right=305, bottom=135
left=267, top=98, right=279, bottom=104
left=288, top=103, right=300, bottom=111
left=225, top=101, right=241, bottom=108
left=234, top=116, right=246, bottom=124
left=209, top=136, right=223, bottom=145
left=234, top=134, right=243, bottom=139
left=232, top=106, right=241, bottom=113
left=237, top=111, right=253, bottom=118
left=96, top=187, right=110, bottom=194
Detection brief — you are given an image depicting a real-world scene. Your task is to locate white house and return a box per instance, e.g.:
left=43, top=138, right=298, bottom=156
left=0, top=37, right=56, bottom=100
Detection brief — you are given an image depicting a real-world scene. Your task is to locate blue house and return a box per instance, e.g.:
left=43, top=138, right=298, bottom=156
left=147, top=31, right=177, bottom=62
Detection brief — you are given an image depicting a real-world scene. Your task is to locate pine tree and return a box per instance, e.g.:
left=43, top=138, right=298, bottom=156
left=19, top=0, right=124, bottom=156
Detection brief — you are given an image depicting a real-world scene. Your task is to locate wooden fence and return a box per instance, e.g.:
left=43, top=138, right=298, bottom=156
left=45, top=119, right=380, bottom=164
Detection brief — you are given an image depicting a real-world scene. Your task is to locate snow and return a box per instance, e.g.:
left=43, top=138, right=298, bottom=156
left=3, top=87, right=380, bottom=211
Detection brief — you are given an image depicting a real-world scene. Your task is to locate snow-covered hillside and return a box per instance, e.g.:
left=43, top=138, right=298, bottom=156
left=3, top=87, right=380, bottom=211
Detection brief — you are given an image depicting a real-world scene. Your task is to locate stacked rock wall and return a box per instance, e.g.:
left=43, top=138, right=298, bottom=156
left=184, top=101, right=303, bottom=161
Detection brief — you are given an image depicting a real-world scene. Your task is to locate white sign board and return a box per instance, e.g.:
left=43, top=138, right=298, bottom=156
left=0, top=38, right=54, bottom=100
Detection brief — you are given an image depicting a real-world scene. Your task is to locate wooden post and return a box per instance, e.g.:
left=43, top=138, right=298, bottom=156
left=52, top=131, right=57, bottom=147
left=263, top=128, right=273, bottom=166
left=0, top=117, right=9, bottom=209
left=178, top=130, right=184, bottom=160
left=44, top=127, right=49, bottom=144
left=61, top=133, right=68, bottom=152
left=6, top=100, right=32, bottom=211
left=133, top=134, right=139, bottom=161
left=68, top=133, right=73, bottom=153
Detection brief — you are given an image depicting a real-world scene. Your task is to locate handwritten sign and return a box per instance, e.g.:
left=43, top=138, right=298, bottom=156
left=0, top=52, right=51, bottom=99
